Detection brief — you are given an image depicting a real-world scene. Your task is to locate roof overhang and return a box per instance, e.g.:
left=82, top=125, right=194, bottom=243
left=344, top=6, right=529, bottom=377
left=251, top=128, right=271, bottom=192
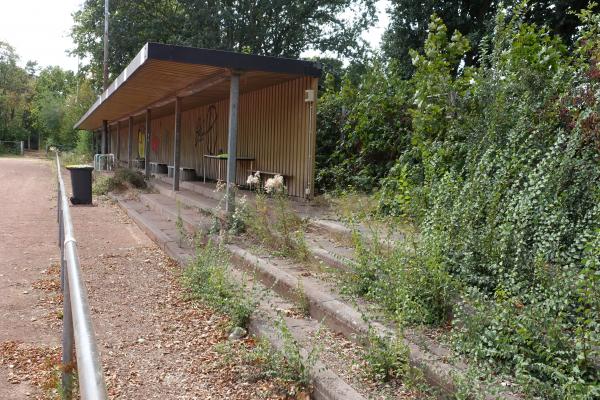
left=75, top=43, right=322, bottom=130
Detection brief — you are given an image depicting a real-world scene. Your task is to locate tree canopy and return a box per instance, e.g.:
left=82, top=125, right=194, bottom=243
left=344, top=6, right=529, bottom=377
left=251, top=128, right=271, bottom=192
left=0, top=41, right=95, bottom=150
left=383, top=0, right=592, bottom=76
left=70, top=0, right=377, bottom=88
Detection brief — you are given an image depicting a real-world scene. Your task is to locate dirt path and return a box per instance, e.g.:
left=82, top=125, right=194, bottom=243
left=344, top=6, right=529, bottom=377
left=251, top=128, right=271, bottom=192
left=0, top=155, right=288, bottom=399
left=0, top=156, right=60, bottom=399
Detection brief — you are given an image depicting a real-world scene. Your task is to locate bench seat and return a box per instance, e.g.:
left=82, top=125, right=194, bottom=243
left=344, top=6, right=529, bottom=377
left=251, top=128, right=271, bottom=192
left=168, top=166, right=196, bottom=181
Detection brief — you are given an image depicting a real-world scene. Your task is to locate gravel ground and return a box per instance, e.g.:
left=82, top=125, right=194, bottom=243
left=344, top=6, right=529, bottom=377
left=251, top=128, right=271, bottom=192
left=0, top=155, right=294, bottom=399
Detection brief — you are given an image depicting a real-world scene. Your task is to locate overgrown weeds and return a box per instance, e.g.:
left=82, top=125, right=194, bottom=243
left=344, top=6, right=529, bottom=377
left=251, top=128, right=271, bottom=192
left=182, top=240, right=255, bottom=329
left=239, top=175, right=310, bottom=263
left=363, top=329, right=409, bottom=382
left=345, top=225, right=456, bottom=326
left=92, top=167, right=146, bottom=195
left=225, top=316, right=320, bottom=397
left=60, top=151, right=91, bottom=167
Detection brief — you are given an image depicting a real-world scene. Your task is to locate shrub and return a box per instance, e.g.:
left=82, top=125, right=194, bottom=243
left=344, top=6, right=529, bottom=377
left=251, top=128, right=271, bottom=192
left=242, top=186, right=309, bottom=262
left=92, top=168, right=146, bottom=195
left=347, top=227, right=456, bottom=326
left=363, top=329, right=409, bottom=382
left=316, top=61, right=412, bottom=193
left=343, top=7, right=600, bottom=396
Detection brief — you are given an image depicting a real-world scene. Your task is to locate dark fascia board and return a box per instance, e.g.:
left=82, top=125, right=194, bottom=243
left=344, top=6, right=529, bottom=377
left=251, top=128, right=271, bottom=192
left=74, top=43, right=322, bottom=130
left=147, top=42, right=322, bottom=77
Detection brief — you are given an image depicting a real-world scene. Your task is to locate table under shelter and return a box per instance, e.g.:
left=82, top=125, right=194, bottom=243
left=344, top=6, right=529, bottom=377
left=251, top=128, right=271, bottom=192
left=75, top=42, right=321, bottom=211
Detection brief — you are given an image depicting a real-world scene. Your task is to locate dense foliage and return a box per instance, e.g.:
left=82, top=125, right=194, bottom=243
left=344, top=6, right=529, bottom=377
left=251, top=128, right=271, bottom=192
left=383, top=0, right=592, bottom=77
left=340, top=5, right=600, bottom=397
left=0, top=41, right=95, bottom=151
left=316, top=62, right=412, bottom=192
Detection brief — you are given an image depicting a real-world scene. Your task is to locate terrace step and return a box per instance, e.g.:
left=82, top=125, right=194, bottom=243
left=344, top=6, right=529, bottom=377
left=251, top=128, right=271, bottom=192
left=153, top=175, right=224, bottom=202
left=113, top=192, right=516, bottom=399
left=149, top=179, right=358, bottom=273
left=112, top=193, right=365, bottom=400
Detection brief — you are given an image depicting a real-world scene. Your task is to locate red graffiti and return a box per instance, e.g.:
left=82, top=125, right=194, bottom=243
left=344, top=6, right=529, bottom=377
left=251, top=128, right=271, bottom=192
left=151, top=136, right=160, bottom=153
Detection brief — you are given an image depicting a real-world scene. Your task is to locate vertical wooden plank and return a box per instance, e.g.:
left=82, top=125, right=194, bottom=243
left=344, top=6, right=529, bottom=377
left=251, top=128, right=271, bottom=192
left=116, top=122, right=120, bottom=161
left=127, top=116, right=133, bottom=168
left=145, top=109, right=151, bottom=178
left=309, top=76, right=319, bottom=198
left=173, top=97, right=182, bottom=191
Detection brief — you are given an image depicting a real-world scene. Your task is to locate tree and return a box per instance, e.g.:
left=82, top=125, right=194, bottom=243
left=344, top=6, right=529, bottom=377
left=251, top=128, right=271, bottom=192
left=30, top=66, right=78, bottom=147
left=383, top=0, right=592, bottom=77
left=0, top=41, right=32, bottom=141
left=382, top=0, right=496, bottom=77
left=70, top=0, right=377, bottom=88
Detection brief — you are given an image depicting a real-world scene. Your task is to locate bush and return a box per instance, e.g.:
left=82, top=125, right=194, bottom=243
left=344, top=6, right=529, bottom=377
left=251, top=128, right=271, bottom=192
left=92, top=168, right=146, bottom=195
left=347, top=227, right=456, bottom=326
left=316, top=61, right=412, bottom=193
left=243, top=317, right=320, bottom=395
left=363, top=329, right=409, bottom=382
left=341, top=7, right=600, bottom=396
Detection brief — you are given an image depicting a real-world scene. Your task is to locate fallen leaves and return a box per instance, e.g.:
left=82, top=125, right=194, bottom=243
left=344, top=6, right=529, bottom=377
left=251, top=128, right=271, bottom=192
left=0, top=341, right=62, bottom=400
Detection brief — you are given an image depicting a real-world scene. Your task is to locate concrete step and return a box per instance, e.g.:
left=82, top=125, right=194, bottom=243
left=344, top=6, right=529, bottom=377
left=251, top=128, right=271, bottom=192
left=114, top=192, right=521, bottom=399
left=135, top=190, right=465, bottom=392
left=150, top=179, right=357, bottom=273
left=304, top=232, right=354, bottom=272
left=112, top=193, right=366, bottom=400
left=150, top=179, right=222, bottom=215
left=114, top=195, right=469, bottom=398
left=138, top=192, right=213, bottom=235
left=153, top=175, right=225, bottom=202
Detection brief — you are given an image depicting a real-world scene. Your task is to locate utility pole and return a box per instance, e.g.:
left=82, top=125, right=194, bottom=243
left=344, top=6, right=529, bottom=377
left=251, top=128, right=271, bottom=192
left=103, top=0, right=109, bottom=91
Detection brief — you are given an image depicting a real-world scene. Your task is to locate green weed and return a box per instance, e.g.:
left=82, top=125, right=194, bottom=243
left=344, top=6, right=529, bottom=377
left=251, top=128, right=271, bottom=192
left=182, top=240, right=255, bottom=328
left=363, top=329, right=409, bottom=382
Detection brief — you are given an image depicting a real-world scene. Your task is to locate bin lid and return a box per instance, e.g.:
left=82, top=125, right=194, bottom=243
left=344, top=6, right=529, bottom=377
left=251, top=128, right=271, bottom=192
left=66, top=165, right=94, bottom=170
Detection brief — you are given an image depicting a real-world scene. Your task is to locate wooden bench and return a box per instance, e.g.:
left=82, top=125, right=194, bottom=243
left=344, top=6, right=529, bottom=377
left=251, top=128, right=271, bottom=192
left=168, top=166, right=196, bottom=181
left=149, top=162, right=168, bottom=174
left=131, top=159, right=145, bottom=170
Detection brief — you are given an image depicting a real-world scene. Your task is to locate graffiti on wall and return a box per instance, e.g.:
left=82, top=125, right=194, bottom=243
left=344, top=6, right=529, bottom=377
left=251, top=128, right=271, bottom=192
left=137, top=129, right=144, bottom=158
left=151, top=134, right=160, bottom=153
left=194, top=105, right=218, bottom=154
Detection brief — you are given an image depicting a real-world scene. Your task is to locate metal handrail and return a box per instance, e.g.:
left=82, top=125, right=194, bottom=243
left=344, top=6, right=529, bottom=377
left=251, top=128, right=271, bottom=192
left=56, top=153, right=108, bottom=399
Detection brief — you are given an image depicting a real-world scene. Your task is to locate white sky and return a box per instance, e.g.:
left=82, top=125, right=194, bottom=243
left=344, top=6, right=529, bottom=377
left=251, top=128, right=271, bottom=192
left=0, top=0, right=83, bottom=71
left=0, top=0, right=389, bottom=72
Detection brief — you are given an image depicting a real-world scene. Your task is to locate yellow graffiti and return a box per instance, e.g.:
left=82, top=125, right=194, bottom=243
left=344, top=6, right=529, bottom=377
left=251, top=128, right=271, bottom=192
left=138, top=130, right=145, bottom=158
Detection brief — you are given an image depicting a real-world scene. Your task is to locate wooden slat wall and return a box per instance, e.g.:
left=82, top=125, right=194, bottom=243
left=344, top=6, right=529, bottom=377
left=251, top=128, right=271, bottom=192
left=114, top=76, right=316, bottom=198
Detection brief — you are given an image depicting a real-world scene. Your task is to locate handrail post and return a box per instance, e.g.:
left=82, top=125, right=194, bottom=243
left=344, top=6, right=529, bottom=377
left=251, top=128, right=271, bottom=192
left=61, top=267, right=74, bottom=398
